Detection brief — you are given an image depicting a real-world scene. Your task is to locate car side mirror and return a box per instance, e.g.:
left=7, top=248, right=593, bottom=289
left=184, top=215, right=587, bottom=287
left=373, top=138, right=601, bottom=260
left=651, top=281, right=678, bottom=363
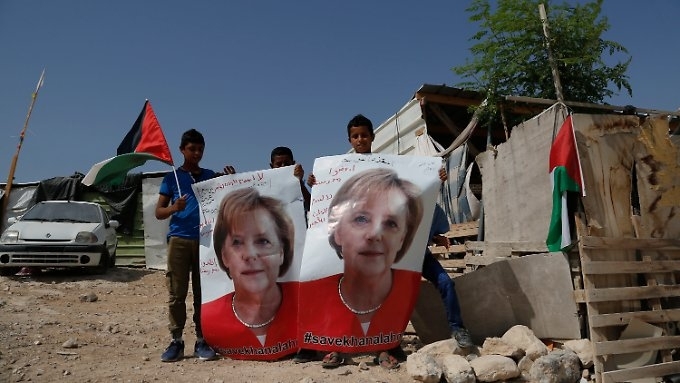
left=108, top=220, right=120, bottom=229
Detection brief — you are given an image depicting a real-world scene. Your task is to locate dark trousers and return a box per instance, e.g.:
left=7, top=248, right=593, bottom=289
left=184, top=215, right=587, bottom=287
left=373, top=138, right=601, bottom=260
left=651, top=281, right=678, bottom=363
left=421, top=251, right=464, bottom=331
left=166, top=237, right=202, bottom=339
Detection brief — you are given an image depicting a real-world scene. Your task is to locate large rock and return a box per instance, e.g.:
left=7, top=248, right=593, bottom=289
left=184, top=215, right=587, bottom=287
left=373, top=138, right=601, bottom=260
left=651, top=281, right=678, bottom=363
left=406, top=351, right=442, bottom=383
left=530, top=349, right=582, bottom=383
left=562, top=339, right=593, bottom=368
left=481, top=337, right=525, bottom=360
left=469, top=355, right=520, bottom=382
left=501, top=325, right=549, bottom=360
left=418, top=338, right=468, bottom=362
left=441, top=354, right=476, bottom=383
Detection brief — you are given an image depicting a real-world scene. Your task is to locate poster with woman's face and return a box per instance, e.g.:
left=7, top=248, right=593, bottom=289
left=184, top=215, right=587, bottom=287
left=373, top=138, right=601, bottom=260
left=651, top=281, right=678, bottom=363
left=193, top=166, right=306, bottom=360
left=298, top=154, right=442, bottom=354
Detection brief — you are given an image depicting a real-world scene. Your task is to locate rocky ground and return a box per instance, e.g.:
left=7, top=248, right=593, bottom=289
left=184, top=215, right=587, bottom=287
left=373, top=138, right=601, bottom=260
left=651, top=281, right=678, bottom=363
left=0, top=267, right=424, bottom=383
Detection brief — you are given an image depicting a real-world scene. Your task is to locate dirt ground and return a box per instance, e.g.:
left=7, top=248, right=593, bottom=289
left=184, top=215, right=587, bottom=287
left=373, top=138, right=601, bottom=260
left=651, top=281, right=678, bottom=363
left=0, top=267, right=423, bottom=383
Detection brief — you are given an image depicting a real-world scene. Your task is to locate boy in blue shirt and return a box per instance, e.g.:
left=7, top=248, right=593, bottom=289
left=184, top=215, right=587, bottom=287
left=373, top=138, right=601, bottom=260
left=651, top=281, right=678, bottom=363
left=155, top=128, right=235, bottom=362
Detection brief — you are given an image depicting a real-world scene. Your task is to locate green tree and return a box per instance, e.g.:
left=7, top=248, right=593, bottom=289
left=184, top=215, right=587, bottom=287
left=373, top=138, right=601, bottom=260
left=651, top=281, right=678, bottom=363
left=454, top=0, right=632, bottom=120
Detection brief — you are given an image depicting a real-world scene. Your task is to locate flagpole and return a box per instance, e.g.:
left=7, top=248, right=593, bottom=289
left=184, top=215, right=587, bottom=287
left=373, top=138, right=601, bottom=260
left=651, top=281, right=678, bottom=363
left=2, top=69, right=46, bottom=224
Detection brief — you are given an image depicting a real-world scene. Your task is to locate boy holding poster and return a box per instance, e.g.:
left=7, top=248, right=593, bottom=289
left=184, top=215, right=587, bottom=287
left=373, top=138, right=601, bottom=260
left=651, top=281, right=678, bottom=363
left=194, top=165, right=307, bottom=361
left=299, top=115, right=437, bottom=369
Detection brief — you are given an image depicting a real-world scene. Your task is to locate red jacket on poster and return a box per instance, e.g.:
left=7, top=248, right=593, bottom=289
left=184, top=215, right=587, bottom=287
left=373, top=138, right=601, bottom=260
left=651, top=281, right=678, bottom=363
left=202, top=282, right=299, bottom=360
left=297, top=269, right=421, bottom=353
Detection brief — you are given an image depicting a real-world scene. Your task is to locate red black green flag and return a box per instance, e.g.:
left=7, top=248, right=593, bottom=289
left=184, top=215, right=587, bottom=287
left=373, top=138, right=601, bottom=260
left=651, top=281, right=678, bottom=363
left=82, top=100, right=174, bottom=186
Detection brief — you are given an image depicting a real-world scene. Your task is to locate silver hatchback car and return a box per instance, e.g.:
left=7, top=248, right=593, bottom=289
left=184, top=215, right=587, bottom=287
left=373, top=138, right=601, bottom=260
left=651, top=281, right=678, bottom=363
left=0, top=200, right=119, bottom=275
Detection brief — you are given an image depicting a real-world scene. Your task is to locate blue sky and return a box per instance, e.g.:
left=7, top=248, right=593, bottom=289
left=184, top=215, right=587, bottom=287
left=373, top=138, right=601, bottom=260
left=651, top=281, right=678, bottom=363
left=1, top=1, right=678, bottom=184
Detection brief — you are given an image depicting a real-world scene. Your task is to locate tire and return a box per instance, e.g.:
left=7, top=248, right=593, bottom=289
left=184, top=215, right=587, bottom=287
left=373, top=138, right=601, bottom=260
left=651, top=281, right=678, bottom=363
left=95, top=249, right=109, bottom=275
left=0, top=267, right=20, bottom=276
left=108, top=249, right=117, bottom=268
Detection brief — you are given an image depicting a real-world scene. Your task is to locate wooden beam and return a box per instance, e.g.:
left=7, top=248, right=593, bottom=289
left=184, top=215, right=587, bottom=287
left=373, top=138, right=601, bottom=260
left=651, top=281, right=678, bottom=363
left=589, top=309, right=680, bottom=328
left=582, top=260, right=680, bottom=275
left=505, top=95, right=680, bottom=117
left=593, top=335, right=680, bottom=356
left=602, top=361, right=680, bottom=383
left=585, top=285, right=680, bottom=303
left=580, top=236, right=680, bottom=251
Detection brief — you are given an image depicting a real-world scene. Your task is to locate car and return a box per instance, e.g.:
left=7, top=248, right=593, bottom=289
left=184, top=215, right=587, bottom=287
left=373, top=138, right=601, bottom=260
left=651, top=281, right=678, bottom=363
left=0, top=200, right=119, bottom=275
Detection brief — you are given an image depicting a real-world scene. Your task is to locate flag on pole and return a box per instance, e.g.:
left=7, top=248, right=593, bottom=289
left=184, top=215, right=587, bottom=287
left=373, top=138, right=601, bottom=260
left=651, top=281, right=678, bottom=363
left=546, top=114, right=584, bottom=252
left=82, top=100, right=174, bottom=186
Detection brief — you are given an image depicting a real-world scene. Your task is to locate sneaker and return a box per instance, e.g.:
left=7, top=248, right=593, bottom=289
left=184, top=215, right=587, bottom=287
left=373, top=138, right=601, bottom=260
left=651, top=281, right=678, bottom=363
left=161, top=339, right=184, bottom=362
left=194, top=339, right=218, bottom=361
left=452, top=327, right=474, bottom=348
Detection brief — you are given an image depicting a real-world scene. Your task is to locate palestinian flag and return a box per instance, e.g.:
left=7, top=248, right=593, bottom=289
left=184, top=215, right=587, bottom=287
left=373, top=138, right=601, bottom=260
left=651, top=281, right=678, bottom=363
left=546, top=114, right=584, bottom=252
left=82, top=100, right=173, bottom=186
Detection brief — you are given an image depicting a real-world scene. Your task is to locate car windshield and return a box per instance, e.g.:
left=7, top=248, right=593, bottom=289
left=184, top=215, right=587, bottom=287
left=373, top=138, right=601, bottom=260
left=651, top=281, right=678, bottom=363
left=22, top=203, right=100, bottom=223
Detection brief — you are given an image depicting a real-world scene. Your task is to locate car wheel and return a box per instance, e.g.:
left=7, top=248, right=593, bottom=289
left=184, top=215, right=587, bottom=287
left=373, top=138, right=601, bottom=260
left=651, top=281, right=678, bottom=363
left=95, top=249, right=109, bottom=275
left=108, top=249, right=117, bottom=268
left=0, top=267, right=20, bottom=276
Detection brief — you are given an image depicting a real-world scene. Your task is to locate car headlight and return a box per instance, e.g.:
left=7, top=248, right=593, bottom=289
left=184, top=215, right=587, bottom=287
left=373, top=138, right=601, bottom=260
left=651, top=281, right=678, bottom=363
left=0, top=230, right=19, bottom=243
left=75, top=232, right=98, bottom=243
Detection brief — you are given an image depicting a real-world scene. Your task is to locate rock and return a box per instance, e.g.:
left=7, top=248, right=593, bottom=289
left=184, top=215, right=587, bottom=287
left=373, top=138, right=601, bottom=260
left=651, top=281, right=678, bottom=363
left=62, top=338, right=78, bottom=349
left=406, top=351, right=442, bottom=383
left=530, top=349, right=582, bottom=383
left=501, top=325, right=549, bottom=360
left=469, top=354, right=520, bottom=382
left=417, top=338, right=467, bottom=362
left=481, top=337, right=525, bottom=360
left=440, top=354, right=475, bottom=383
left=79, top=293, right=98, bottom=302
left=563, top=339, right=593, bottom=368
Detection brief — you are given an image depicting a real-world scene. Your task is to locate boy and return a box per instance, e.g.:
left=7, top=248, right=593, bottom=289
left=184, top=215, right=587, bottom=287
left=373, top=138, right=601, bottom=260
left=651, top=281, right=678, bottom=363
left=307, top=114, right=472, bottom=369
left=155, top=128, right=235, bottom=362
left=269, top=146, right=318, bottom=364
left=270, top=146, right=311, bottom=212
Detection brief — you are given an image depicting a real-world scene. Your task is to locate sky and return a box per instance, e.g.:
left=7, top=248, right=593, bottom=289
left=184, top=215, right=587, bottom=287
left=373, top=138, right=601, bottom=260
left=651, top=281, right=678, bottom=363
left=1, top=0, right=678, bottom=184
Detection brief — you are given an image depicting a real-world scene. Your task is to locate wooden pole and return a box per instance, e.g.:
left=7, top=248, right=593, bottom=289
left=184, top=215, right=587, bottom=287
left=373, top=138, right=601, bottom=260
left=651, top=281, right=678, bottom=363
left=538, top=3, right=564, bottom=103
left=1, top=69, right=45, bottom=224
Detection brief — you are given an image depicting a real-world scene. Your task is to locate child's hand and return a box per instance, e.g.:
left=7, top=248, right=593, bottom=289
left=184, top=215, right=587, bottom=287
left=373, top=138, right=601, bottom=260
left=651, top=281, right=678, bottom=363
left=439, top=167, right=448, bottom=183
left=223, top=165, right=236, bottom=175
left=306, top=173, right=316, bottom=188
left=293, top=164, right=304, bottom=181
left=173, top=195, right=187, bottom=213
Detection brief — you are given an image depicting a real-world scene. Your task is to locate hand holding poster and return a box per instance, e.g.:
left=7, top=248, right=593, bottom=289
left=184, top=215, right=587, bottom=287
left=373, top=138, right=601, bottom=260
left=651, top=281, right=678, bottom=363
left=298, top=154, right=442, bottom=353
left=193, top=167, right=306, bottom=360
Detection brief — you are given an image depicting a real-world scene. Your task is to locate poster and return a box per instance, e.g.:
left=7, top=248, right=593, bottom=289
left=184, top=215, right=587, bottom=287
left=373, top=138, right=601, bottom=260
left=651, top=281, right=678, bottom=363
left=297, top=154, right=441, bottom=353
left=193, top=166, right=306, bottom=360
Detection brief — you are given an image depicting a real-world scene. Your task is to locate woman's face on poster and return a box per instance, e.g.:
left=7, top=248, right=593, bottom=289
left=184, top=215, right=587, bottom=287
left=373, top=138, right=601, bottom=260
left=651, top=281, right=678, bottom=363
left=221, top=208, right=284, bottom=294
left=333, top=188, right=408, bottom=277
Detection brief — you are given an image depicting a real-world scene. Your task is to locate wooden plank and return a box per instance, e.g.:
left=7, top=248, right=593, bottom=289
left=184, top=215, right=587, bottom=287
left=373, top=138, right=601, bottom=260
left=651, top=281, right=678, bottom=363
left=580, top=236, right=680, bottom=251
left=585, top=284, right=680, bottom=303
left=582, top=260, right=680, bottom=274
left=594, top=335, right=680, bottom=356
left=439, top=259, right=467, bottom=269
left=602, top=360, right=680, bottom=383
left=465, top=241, right=548, bottom=253
left=444, top=221, right=479, bottom=238
left=464, top=255, right=510, bottom=266
left=429, top=244, right=466, bottom=255
left=573, top=289, right=586, bottom=303
left=589, top=309, right=680, bottom=328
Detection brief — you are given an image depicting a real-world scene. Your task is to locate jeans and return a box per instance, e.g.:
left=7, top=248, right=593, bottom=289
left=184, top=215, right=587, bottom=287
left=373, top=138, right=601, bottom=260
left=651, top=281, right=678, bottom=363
left=421, top=251, right=464, bottom=331
left=166, top=236, right=203, bottom=339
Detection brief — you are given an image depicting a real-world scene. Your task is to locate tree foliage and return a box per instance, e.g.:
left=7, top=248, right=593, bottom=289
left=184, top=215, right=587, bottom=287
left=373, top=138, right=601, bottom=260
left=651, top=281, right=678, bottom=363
left=453, top=0, right=632, bottom=120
